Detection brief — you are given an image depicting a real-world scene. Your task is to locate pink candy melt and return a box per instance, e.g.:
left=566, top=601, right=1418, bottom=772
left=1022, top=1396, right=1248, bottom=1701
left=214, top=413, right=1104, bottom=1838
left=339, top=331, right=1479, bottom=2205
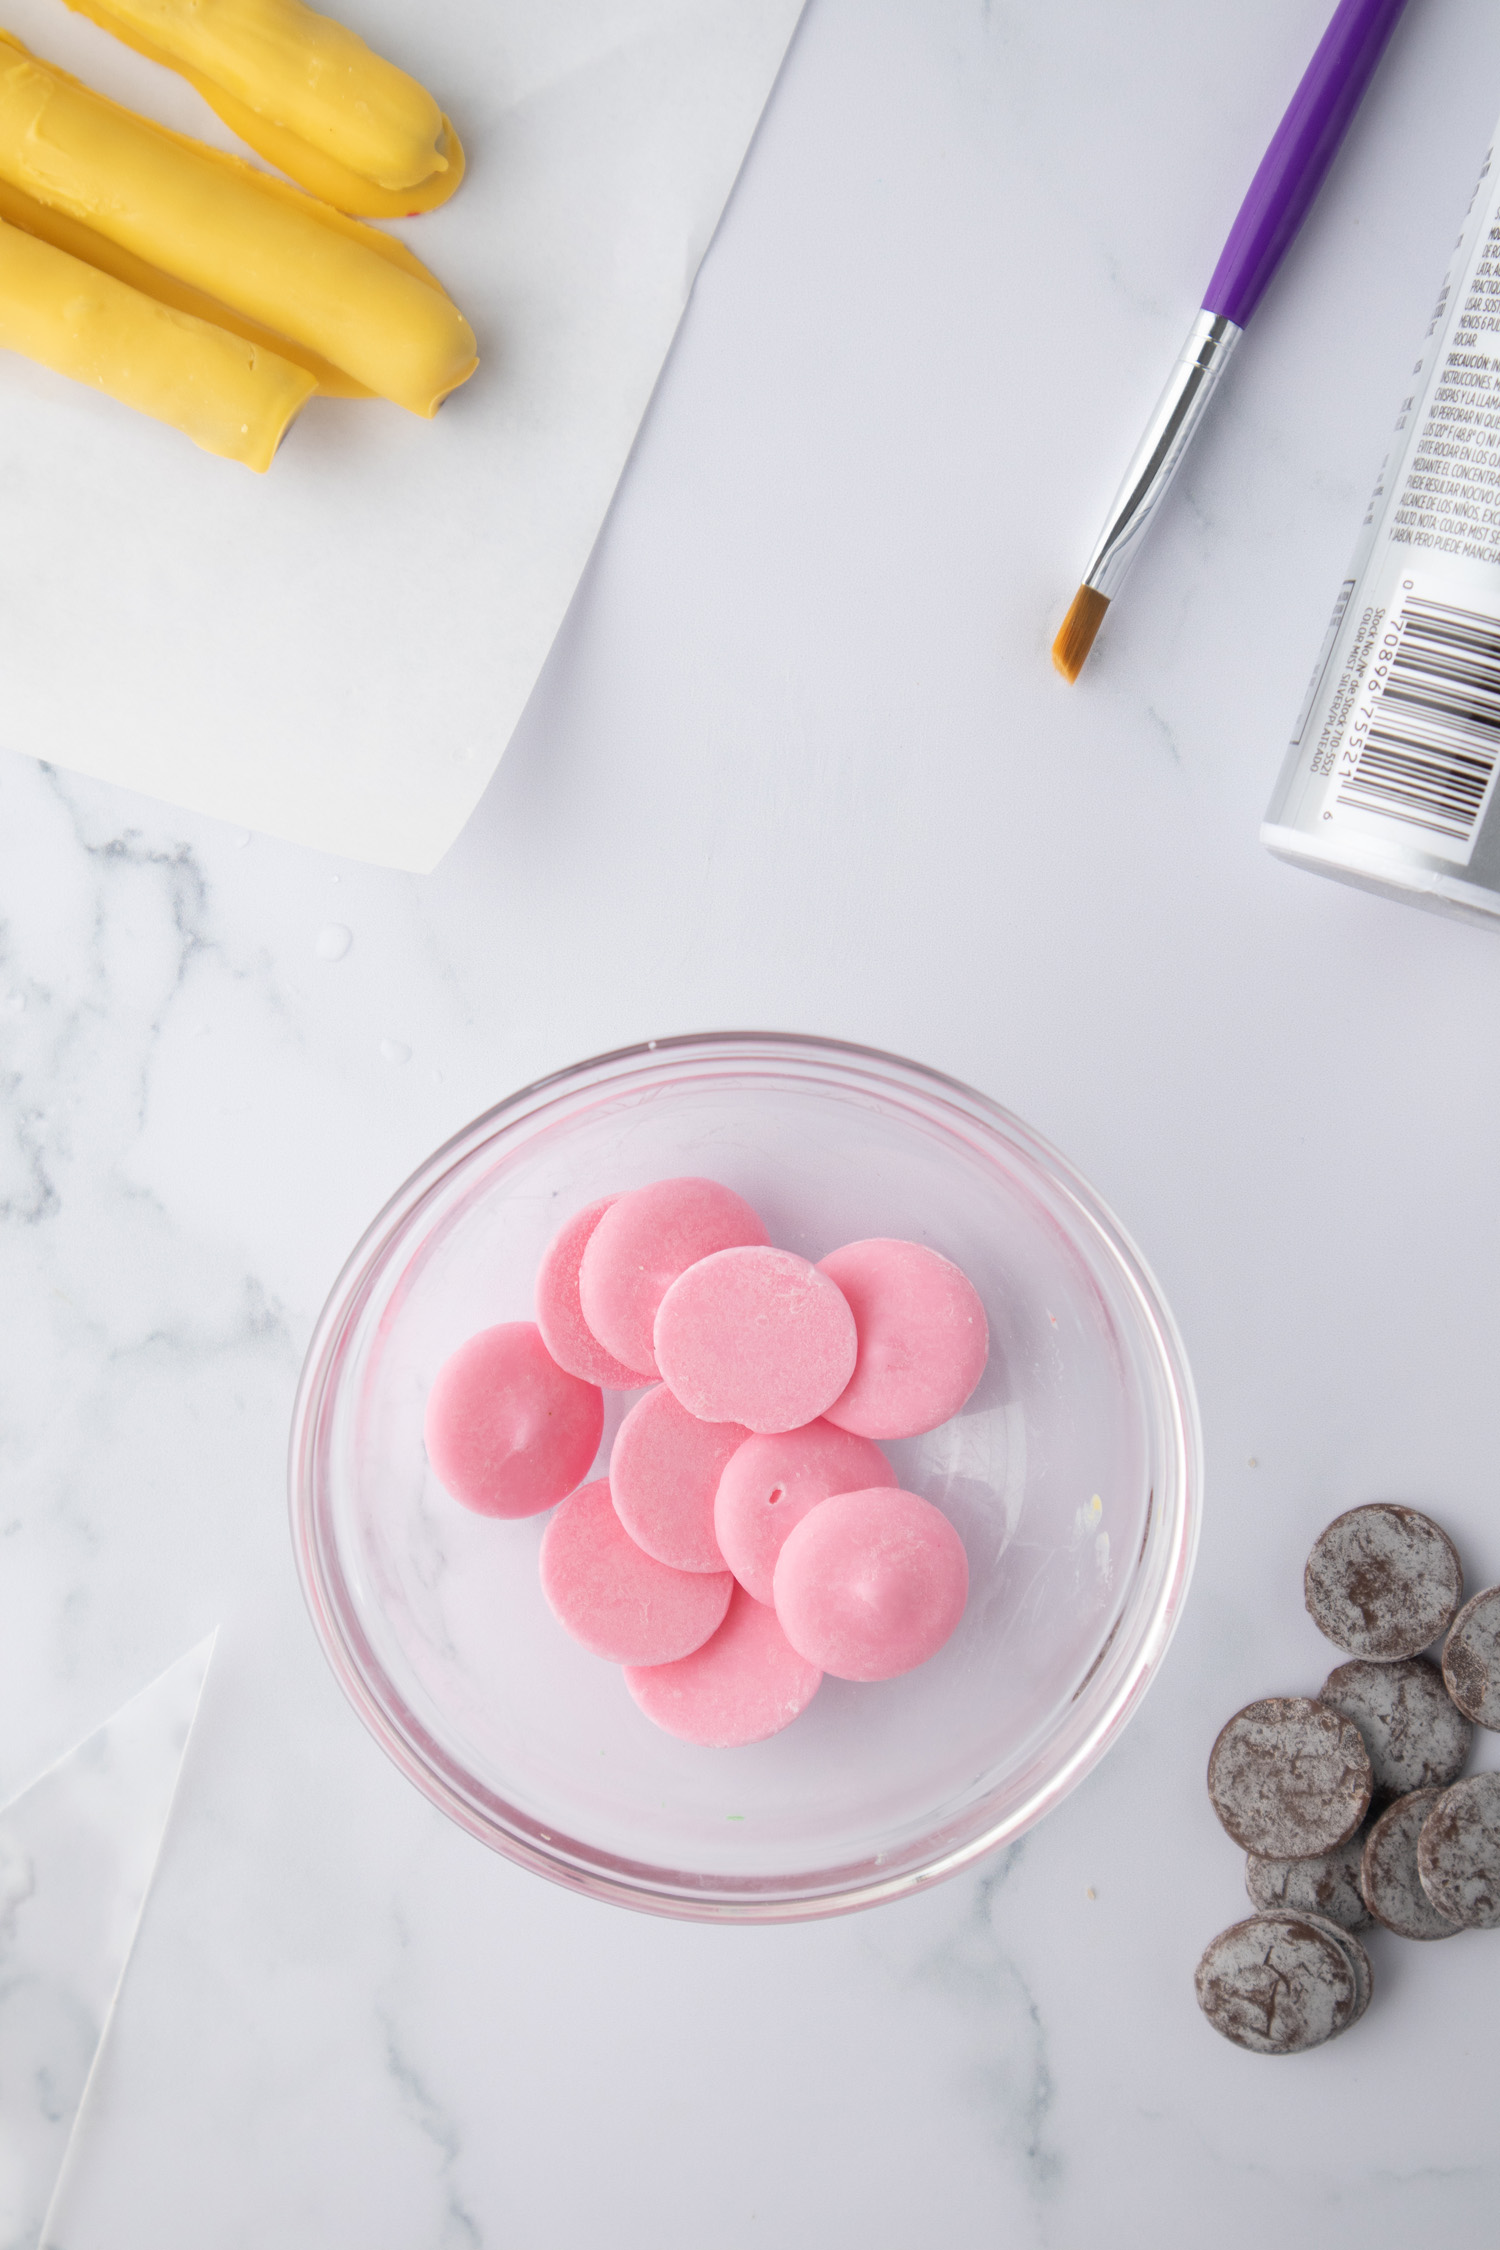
left=539, top=1480, right=732, bottom=1665
left=534, top=1198, right=643, bottom=1389
left=773, top=1487, right=969, bottom=1681
left=625, top=1582, right=823, bottom=1746
left=424, top=1322, right=603, bottom=1519
left=714, top=1421, right=896, bottom=1605
left=653, top=1246, right=857, bottom=1433
left=578, top=1177, right=769, bottom=1379
left=425, top=1183, right=980, bottom=1750
left=610, top=1384, right=748, bottom=1573
left=817, top=1239, right=988, bottom=1440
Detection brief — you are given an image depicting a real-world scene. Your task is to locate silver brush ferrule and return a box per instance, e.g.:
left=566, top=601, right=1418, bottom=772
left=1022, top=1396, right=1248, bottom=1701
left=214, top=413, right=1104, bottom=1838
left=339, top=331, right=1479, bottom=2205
left=1082, top=311, right=1242, bottom=600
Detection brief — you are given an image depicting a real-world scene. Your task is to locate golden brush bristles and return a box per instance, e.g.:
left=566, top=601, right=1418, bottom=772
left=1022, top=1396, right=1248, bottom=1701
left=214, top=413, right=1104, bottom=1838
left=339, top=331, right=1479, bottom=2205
left=1052, top=585, right=1110, bottom=683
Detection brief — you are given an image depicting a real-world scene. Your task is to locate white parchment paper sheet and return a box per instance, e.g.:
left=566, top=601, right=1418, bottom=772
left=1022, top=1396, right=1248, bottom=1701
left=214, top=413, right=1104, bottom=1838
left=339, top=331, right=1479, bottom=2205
left=0, top=0, right=804, bottom=868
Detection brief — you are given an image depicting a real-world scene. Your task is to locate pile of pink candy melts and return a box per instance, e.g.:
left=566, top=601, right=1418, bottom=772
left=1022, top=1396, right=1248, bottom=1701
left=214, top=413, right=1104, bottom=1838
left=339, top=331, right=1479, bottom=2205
left=423, top=1177, right=989, bottom=1749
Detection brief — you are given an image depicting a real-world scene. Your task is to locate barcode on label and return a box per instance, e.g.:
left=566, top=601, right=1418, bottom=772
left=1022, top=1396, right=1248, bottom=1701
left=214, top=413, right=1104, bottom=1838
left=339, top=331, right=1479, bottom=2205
left=1336, top=593, right=1500, bottom=850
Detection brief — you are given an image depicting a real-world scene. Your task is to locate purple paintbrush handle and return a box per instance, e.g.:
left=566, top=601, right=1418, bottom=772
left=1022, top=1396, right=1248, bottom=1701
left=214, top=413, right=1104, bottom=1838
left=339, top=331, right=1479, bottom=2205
left=1203, top=0, right=1412, bottom=328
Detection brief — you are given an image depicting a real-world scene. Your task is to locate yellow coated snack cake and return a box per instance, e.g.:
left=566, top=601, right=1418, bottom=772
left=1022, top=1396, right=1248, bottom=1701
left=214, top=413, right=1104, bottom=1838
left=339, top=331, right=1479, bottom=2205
left=0, top=213, right=314, bottom=467
left=0, top=173, right=370, bottom=395
left=0, top=34, right=477, bottom=414
left=59, top=0, right=464, bottom=216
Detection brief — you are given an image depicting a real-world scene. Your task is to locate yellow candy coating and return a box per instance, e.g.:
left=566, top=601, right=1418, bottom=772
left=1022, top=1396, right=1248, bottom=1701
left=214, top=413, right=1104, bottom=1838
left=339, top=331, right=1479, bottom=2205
left=0, top=211, right=315, bottom=468
left=61, top=0, right=464, bottom=214
left=0, top=173, right=371, bottom=395
left=0, top=36, right=477, bottom=414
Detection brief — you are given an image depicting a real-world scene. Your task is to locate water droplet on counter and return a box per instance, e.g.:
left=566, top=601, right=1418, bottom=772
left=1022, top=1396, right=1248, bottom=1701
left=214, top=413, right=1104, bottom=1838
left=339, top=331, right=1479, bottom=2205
left=316, top=924, right=352, bottom=962
left=380, top=1039, right=411, bottom=1065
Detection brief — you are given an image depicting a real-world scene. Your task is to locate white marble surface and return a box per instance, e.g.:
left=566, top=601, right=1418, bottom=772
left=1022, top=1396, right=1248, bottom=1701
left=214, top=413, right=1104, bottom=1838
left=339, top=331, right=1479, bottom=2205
left=3, top=0, right=1500, bottom=2241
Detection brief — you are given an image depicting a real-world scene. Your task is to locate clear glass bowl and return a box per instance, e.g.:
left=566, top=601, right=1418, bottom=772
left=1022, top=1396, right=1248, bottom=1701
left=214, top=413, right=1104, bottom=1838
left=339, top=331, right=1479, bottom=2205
left=289, top=1034, right=1201, bottom=1921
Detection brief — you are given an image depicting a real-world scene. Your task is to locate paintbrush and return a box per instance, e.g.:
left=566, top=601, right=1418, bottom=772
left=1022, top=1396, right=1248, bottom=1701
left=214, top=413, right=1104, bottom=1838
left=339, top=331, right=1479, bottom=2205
left=1053, top=0, right=1413, bottom=684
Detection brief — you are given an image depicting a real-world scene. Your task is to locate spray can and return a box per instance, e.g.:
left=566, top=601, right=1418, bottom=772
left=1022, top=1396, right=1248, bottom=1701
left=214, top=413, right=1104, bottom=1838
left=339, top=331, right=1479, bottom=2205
left=1263, top=120, right=1500, bottom=925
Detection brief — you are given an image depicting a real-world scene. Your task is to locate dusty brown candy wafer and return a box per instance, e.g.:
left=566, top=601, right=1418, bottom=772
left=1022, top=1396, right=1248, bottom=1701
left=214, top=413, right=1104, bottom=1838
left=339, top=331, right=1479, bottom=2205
left=1194, top=1914, right=1358, bottom=2055
left=1290, top=1910, right=1373, bottom=2023
left=1249, top=1907, right=1373, bottom=2026
left=1304, top=1505, right=1462, bottom=1661
left=1442, top=1585, right=1500, bottom=1730
left=1416, top=1773, right=1500, bottom=1930
left=1208, top=1697, right=1372, bottom=1858
left=1360, top=1788, right=1462, bottom=1941
left=1246, top=1826, right=1371, bottom=1931
left=1320, top=1657, right=1472, bottom=1800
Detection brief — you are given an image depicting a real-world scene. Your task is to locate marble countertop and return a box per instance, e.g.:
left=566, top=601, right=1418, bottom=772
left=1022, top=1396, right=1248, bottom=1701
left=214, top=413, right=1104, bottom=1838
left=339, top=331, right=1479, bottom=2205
left=4, top=1, right=1500, bottom=2243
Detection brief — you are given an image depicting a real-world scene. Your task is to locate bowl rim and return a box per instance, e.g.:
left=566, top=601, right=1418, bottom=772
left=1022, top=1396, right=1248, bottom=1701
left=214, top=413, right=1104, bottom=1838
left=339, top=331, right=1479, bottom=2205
left=289, top=1030, right=1203, bottom=1921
